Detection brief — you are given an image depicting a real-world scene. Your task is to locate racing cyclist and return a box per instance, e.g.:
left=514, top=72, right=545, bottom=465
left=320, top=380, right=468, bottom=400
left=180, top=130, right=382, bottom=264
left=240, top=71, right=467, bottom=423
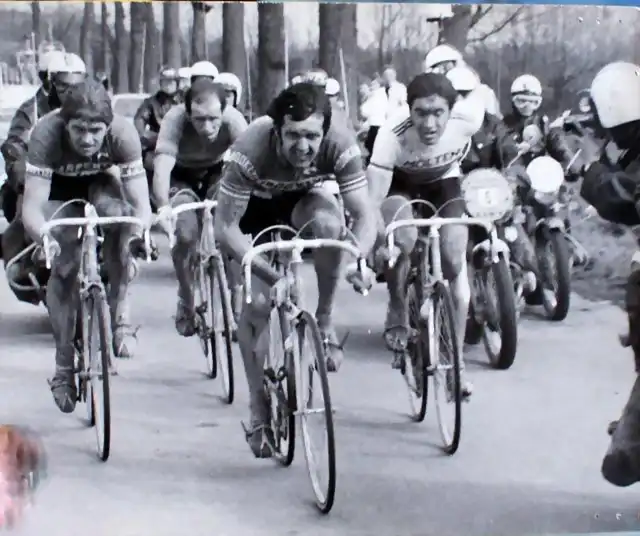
left=368, top=72, right=486, bottom=397
left=134, top=67, right=182, bottom=202
left=1, top=52, right=85, bottom=223
left=152, top=79, right=247, bottom=338
left=21, top=79, right=153, bottom=413
left=214, top=83, right=376, bottom=457
left=576, top=62, right=640, bottom=487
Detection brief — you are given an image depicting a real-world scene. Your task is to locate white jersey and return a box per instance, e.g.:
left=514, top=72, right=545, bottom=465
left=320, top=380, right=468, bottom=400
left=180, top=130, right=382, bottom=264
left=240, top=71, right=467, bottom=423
left=369, top=92, right=484, bottom=184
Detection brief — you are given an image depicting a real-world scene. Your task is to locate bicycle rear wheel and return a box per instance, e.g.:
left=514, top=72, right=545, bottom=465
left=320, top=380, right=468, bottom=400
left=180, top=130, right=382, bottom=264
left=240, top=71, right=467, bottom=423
left=430, top=281, right=462, bottom=455
left=296, top=310, right=336, bottom=514
left=264, top=307, right=296, bottom=466
left=207, top=257, right=235, bottom=404
left=85, top=287, right=112, bottom=462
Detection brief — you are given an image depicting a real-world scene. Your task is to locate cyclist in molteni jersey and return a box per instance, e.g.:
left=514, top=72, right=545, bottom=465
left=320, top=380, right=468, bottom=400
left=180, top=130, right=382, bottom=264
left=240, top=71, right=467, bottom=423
left=21, top=79, right=153, bottom=413
left=214, top=83, right=376, bottom=457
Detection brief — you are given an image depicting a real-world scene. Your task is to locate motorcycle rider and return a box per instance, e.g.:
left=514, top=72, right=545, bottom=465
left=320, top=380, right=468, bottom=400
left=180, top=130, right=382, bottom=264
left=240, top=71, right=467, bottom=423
left=216, top=72, right=243, bottom=109
left=447, top=66, right=539, bottom=301
left=133, top=67, right=182, bottom=206
left=190, top=61, right=218, bottom=84
left=424, top=44, right=501, bottom=117
left=1, top=50, right=73, bottom=223
left=177, top=67, right=191, bottom=100
left=576, top=62, right=640, bottom=487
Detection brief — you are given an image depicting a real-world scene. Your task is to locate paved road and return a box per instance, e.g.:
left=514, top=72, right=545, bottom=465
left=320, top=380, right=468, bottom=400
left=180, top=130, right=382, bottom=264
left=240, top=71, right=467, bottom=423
left=3, top=236, right=640, bottom=536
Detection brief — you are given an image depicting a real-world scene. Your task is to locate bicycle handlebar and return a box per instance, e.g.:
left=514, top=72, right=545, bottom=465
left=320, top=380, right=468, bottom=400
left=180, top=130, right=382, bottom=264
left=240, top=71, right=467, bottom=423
left=154, top=200, right=218, bottom=248
left=242, top=238, right=367, bottom=303
left=385, top=217, right=493, bottom=257
left=40, top=215, right=150, bottom=269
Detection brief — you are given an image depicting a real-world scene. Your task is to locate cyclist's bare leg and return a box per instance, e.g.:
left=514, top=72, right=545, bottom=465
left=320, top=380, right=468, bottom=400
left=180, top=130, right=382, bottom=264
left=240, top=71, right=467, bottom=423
left=380, top=195, right=417, bottom=363
left=92, top=186, right=138, bottom=358
left=171, top=191, right=202, bottom=337
left=42, top=202, right=84, bottom=413
left=236, top=272, right=274, bottom=457
left=291, top=190, right=346, bottom=372
left=440, top=223, right=473, bottom=396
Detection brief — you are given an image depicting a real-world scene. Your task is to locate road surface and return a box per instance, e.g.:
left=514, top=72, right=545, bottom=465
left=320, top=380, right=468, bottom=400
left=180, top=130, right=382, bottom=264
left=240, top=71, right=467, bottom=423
left=2, top=237, right=640, bottom=536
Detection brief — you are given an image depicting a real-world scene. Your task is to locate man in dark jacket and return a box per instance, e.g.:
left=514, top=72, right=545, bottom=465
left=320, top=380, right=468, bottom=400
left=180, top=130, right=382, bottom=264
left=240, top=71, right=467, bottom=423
left=579, top=62, right=640, bottom=488
left=133, top=67, right=181, bottom=197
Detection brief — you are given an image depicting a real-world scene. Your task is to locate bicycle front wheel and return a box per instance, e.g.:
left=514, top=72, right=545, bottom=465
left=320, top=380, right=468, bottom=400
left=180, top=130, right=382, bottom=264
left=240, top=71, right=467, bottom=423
left=85, top=287, right=112, bottom=462
left=430, top=281, right=462, bottom=455
left=296, top=310, right=336, bottom=514
left=207, top=258, right=235, bottom=404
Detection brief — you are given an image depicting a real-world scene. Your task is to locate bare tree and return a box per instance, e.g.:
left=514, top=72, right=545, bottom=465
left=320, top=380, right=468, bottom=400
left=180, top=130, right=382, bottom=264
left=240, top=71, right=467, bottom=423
left=143, top=2, right=159, bottom=92
left=163, top=2, right=181, bottom=69
left=31, top=2, right=41, bottom=52
left=257, top=3, right=286, bottom=113
left=100, top=2, right=109, bottom=78
left=191, top=2, right=212, bottom=63
left=318, top=4, right=358, bottom=120
left=112, top=3, right=128, bottom=93
left=223, top=3, right=247, bottom=105
left=129, top=2, right=146, bottom=93
left=79, top=2, right=94, bottom=75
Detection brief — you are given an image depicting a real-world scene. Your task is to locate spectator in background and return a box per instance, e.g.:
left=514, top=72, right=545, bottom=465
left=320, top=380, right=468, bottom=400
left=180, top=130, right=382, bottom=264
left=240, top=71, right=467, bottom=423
left=381, top=65, right=407, bottom=115
left=359, top=76, right=389, bottom=164
left=325, top=77, right=353, bottom=130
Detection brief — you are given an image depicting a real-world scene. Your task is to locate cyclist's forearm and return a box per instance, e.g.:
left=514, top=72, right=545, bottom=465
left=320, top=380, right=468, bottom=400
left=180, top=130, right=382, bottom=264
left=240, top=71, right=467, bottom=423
left=152, top=154, right=175, bottom=206
left=349, top=210, right=377, bottom=258
left=221, top=226, right=281, bottom=287
left=22, top=199, right=47, bottom=244
left=124, top=176, right=153, bottom=228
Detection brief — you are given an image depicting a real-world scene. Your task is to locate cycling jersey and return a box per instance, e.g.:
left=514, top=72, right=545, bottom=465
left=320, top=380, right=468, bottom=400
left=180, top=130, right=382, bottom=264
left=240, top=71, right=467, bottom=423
left=25, top=110, right=145, bottom=182
left=155, top=103, right=247, bottom=169
left=219, top=115, right=366, bottom=201
left=369, top=100, right=483, bottom=184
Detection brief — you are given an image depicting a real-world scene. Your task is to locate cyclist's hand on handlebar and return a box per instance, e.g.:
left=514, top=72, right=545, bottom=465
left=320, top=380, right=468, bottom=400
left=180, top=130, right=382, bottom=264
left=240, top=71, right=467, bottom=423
left=155, top=205, right=174, bottom=238
left=128, top=234, right=158, bottom=261
left=345, top=262, right=375, bottom=295
left=32, top=237, right=60, bottom=265
left=375, top=244, right=401, bottom=268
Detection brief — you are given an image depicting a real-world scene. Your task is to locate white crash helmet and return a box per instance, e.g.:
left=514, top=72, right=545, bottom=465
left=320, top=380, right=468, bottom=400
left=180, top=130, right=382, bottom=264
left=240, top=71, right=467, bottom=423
left=216, top=72, right=243, bottom=105
left=48, top=52, right=87, bottom=75
left=325, top=78, right=340, bottom=97
left=301, top=68, right=329, bottom=87
left=510, top=74, right=542, bottom=96
left=190, top=61, right=219, bottom=79
left=424, top=44, right=463, bottom=72
left=178, top=66, right=191, bottom=79
left=446, top=65, right=480, bottom=92
left=590, top=61, right=640, bottom=129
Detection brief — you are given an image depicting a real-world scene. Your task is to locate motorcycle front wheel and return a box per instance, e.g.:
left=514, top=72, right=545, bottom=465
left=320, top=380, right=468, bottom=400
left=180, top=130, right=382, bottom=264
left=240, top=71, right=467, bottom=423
left=538, top=230, right=571, bottom=321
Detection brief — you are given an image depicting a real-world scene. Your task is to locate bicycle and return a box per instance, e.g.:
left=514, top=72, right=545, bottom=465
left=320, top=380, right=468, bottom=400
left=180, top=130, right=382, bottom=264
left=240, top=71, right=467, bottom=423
left=385, top=210, right=497, bottom=455
left=242, top=227, right=368, bottom=514
left=38, top=200, right=151, bottom=461
left=157, top=190, right=235, bottom=404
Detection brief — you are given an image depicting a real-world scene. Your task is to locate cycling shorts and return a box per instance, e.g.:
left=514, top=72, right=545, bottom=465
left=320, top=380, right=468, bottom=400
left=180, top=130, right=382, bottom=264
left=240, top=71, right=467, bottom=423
left=169, top=161, right=224, bottom=201
left=388, top=171, right=464, bottom=219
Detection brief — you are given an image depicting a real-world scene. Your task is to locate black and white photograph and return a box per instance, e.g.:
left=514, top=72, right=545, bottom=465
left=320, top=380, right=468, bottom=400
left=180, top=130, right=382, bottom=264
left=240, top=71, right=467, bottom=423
left=1, top=1, right=640, bottom=534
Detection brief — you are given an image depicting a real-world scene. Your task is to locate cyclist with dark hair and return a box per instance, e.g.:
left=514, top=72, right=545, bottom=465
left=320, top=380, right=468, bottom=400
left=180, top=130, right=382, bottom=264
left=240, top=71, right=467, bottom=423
left=367, top=72, right=486, bottom=396
left=214, top=82, right=376, bottom=457
left=20, top=79, right=153, bottom=413
left=152, top=78, right=248, bottom=338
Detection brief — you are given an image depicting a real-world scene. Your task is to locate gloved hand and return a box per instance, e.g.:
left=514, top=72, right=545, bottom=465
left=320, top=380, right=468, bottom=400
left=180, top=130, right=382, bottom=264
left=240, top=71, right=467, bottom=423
left=345, top=261, right=375, bottom=294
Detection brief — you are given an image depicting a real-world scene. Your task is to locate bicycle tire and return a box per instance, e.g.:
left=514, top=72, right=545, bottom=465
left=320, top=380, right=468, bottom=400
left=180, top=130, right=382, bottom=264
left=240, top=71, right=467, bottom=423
left=405, top=278, right=428, bottom=422
left=297, top=310, right=336, bottom=514
left=267, top=307, right=296, bottom=467
left=195, top=259, right=216, bottom=376
left=74, top=305, right=94, bottom=427
left=430, top=281, right=462, bottom=455
left=207, top=258, right=235, bottom=404
left=85, top=287, right=112, bottom=462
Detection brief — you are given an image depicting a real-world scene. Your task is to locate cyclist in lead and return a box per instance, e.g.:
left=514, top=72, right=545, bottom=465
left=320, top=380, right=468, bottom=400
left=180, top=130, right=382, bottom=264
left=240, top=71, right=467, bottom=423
left=152, top=79, right=248, bottom=338
left=214, top=83, right=376, bottom=457
left=21, top=79, right=153, bottom=413
left=368, top=72, right=486, bottom=397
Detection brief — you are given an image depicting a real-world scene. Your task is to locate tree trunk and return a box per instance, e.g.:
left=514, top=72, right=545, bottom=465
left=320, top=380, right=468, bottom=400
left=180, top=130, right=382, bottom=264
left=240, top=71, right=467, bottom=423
left=31, top=2, right=41, bottom=52
left=163, top=2, right=181, bottom=69
left=129, top=2, right=146, bottom=93
left=257, top=3, right=286, bottom=113
left=143, top=2, right=160, bottom=92
left=100, top=2, right=109, bottom=78
left=439, top=5, right=473, bottom=51
left=222, top=3, right=246, bottom=105
left=191, top=2, right=208, bottom=63
left=80, top=2, right=95, bottom=75
left=318, top=4, right=358, bottom=122
left=113, top=2, right=128, bottom=93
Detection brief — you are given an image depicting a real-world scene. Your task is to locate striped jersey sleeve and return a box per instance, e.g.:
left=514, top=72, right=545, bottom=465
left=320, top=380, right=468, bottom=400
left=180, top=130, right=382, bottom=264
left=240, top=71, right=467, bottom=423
left=217, top=149, right=257, bottom=201
left=368, top=111, right=406, bottom=172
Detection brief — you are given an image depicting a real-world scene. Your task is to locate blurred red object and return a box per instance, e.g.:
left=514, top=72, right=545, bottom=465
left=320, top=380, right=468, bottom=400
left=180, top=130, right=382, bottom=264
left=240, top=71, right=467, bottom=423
left=0, top=425, right=46, bottom=530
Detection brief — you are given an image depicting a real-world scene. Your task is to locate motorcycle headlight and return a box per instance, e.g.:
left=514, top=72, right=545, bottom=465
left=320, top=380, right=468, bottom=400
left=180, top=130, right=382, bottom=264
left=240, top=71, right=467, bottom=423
left=533, top=190, right=558, bottom=205
left=503, top=225, right=518, bottom=243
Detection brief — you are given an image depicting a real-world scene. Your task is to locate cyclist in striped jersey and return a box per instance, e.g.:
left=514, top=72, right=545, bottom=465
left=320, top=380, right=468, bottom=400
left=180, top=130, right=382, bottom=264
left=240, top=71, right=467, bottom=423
left=368, top=72, right=485, bottom=397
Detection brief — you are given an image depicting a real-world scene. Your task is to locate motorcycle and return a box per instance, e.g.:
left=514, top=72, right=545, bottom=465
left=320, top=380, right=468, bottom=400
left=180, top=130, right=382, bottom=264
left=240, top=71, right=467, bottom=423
left=521, top=155, right=573, bottom=321
left=463, top=168, right=519, bottom=370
